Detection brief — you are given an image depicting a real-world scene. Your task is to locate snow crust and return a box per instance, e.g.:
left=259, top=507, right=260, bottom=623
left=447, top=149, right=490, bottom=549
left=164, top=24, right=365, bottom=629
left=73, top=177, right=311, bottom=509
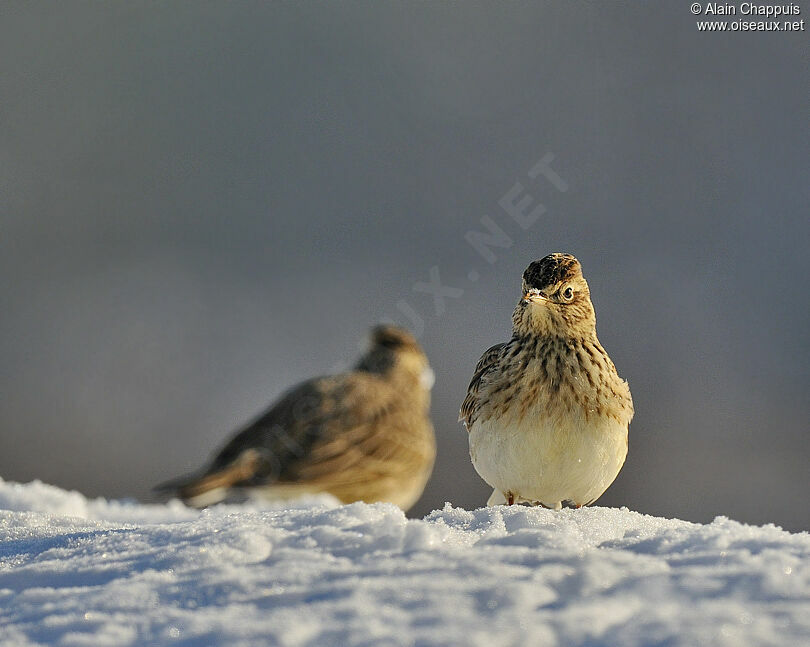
left=0, top=478, right=808, bottom=646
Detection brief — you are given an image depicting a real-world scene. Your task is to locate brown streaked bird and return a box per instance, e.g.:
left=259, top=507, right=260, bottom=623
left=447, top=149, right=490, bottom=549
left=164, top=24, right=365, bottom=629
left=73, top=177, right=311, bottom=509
left=157, top=325, right=436, bottom=511
left=460, top=253, right=633, bottom=509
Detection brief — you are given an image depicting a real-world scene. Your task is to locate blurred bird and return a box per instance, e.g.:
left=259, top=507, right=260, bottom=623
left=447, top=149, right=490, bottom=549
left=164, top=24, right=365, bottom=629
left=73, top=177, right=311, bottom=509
left=157, top=325, right=436, bottom=511
left=460, top=253, right=633, bottom=509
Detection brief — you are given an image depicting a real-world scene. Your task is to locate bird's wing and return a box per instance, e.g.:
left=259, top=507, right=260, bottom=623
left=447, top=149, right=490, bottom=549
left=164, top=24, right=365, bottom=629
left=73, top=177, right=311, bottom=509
left=167, top=373, right=432, bottom=501
left=459, top=342, right=506, bottom=431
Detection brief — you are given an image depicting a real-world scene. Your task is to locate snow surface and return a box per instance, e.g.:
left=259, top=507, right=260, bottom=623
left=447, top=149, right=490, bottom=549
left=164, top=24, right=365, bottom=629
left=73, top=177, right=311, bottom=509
left=0, top=478, right=808, bottom=647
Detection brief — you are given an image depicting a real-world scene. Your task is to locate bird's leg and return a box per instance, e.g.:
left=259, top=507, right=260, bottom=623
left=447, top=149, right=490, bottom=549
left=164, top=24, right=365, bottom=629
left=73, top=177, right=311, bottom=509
left=507, top=492, right=515, bottom=506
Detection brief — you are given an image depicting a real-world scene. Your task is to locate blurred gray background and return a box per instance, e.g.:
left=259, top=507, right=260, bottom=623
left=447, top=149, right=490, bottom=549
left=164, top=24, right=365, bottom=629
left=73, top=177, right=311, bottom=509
left=2, top=3, right=808, bottom=530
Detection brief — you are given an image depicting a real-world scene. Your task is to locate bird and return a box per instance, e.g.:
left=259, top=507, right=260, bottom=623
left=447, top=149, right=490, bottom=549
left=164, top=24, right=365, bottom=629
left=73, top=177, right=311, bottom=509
left=459, top=253, right=633, bottom=509
left=157, top=325, right=436, bottom=511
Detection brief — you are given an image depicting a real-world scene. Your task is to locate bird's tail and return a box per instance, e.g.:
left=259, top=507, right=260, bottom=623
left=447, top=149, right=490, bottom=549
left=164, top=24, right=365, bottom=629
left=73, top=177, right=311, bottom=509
left=154, top=450, right=262, bottom=507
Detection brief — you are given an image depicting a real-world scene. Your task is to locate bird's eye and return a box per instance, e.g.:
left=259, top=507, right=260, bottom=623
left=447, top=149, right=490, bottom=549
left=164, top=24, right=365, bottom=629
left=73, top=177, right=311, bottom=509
left=562, top=287, right=574, bottom=301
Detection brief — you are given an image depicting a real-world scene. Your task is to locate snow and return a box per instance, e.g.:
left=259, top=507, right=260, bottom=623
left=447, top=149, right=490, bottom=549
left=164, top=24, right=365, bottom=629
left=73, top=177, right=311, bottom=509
left=0, top=478, right=808, bottom=646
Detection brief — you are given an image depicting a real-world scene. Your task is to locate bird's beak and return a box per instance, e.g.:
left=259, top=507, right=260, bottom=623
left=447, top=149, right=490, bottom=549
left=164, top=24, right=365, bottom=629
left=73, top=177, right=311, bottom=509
left=523, top=291, right=548, bottom=303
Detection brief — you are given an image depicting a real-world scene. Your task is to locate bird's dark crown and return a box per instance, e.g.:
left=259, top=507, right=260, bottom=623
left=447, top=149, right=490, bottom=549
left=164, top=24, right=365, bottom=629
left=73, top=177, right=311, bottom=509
left=370, top=325, right=420, bottom=352
left=523, top=253, right=582, bottom=290
left=357, top=325, right=428, bottom=380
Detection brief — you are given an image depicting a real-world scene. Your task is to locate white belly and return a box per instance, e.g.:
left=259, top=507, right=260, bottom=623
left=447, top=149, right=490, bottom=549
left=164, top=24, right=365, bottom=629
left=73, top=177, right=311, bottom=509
left=468, top=407, right=628, bottom=508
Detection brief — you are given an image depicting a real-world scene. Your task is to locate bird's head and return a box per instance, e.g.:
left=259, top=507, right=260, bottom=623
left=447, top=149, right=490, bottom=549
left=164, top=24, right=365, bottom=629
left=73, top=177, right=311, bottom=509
left=357, top=325, right=434, bottom=390
left=512, top=253, right=596, bottom=338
